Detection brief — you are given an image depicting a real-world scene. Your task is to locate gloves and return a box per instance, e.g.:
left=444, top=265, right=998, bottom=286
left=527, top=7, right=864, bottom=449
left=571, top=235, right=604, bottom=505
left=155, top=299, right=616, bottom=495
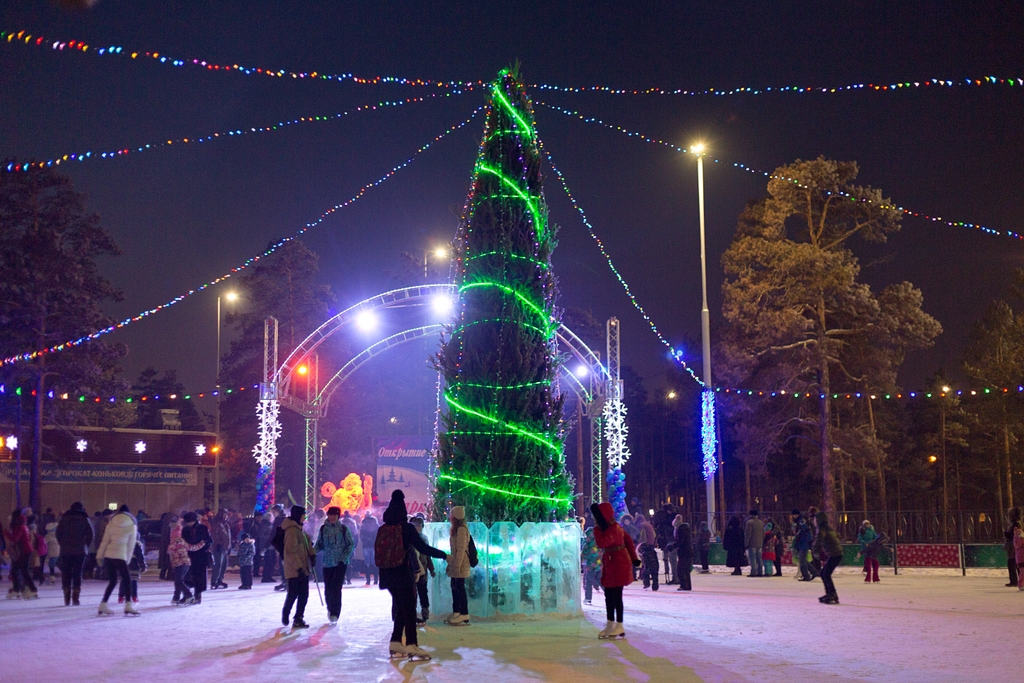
left=632, top=559, right=642, bottom=568
left=590, top=504, right=609, bottom=531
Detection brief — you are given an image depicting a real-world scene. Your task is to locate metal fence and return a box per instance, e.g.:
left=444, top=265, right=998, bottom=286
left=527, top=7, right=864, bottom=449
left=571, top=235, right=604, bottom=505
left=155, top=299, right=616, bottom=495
left=689, top=510, right=1008, bottom=545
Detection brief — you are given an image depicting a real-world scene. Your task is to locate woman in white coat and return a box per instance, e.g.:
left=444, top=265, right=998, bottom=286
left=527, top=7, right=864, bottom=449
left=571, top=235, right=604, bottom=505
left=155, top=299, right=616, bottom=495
left=97, top=505, right=139, bottom=616
left=445, top=506, right=471, bottom=625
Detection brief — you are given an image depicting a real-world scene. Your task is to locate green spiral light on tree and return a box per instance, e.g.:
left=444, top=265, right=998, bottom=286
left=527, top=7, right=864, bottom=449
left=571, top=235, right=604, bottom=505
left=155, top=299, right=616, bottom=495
left=434, top=69, right=572, bottom=524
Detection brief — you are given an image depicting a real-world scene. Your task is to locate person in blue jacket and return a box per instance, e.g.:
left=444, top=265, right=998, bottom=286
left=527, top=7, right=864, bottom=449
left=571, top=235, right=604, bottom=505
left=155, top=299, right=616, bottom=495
left=314, top=506, right=356, bottom=623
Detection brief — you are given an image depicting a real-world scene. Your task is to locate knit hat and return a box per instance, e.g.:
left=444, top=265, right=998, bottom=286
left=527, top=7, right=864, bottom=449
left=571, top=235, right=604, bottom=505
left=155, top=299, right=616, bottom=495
left=451, top=506, right=466, bottom=521
left=289, top=505, right=306, bottom=521
left=183, top=511, right=198, bottom=523
left=119, top=504, right=131, bottom=513
left=240, top=532, right=250, bottom=541
left=327, top=507, right=341, bottom=517
left=672, top=514, right=684, bottom=528
left=70, top=502, right=84, bottom=513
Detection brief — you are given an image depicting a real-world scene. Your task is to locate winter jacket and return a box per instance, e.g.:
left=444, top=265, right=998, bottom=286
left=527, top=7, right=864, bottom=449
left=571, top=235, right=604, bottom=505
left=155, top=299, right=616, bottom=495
left=236, top=538, right=256, bottom=567
left=55, top=508, right=93, bottom=557
left=857, top=526, right=883, bottom=558
left=128, top=540, right=147, bottom=577
left=446, top=523, right=472, bottom=579
left=674, top=525, right=694, bottom=567
left=593, top=502, right=639, bottom=588
left=1013, top=528, right=1024, bottom=564
left=91, top=515, right=109, bottom=553
left=697, top=527, right=712, bottom=552
left=637, top=519, right=657, bottom=547
left=4, top=517, right=33, bottom=559
left=168, top=527, right=205, bottom=568
left=360, top=516, right=379, bottom=563
left=282, top=518, right=316, bottom=579
left=377, top=505, right=446, bottom=591
left=98, top=512, right=138, bottom=563
left=210, top=517, right=231, bottom=552
left=744, top=517, right=764, bottom=549
left=582, top=527, right=602, bottom=574
left=314, top=520, right=355, bottom=568
left=813, top=512, right=844, bottom=559
left=44, top=523, right=60, bottom=559
left=793, top=518, right=813, bottom=552
left=723, top=520, right=746, bottom=568
left=181, top=522, right=212, bottom=567
left=761, top=531, right=777, bottom=561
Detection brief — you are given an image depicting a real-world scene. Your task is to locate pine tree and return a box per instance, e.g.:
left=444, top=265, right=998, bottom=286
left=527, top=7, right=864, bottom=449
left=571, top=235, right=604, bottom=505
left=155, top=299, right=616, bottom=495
left=434, top=70, right=571, bottom=524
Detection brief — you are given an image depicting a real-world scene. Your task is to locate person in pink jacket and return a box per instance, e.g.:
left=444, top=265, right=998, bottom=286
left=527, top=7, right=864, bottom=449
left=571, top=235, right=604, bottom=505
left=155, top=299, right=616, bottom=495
left=1013, top=526, right=1024, bottom=591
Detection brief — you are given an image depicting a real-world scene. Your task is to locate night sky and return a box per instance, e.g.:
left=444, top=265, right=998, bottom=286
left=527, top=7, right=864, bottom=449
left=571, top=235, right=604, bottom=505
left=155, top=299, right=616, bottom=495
left=3, top=1, right=1023, bottom=405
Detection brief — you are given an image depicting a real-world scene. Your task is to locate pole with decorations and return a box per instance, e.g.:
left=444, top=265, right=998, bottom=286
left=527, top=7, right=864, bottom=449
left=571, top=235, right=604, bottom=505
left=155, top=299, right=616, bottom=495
left=433, top=68, right=573, bottom=525
left=253, top=317, right=279, bottom=513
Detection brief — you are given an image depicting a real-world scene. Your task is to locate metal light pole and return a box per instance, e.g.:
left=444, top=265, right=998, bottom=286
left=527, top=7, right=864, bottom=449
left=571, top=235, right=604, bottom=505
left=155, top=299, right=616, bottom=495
left=424, top=246, right=448, bottom=280
left=693, top=143, right=717, bottom=530
left=214, top=291, right=238, bottom=513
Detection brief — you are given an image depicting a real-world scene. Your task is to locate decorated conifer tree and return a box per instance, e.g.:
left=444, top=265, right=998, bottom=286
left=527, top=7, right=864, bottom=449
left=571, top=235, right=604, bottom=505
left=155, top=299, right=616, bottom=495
left=434, top=69, right=572, bottom=524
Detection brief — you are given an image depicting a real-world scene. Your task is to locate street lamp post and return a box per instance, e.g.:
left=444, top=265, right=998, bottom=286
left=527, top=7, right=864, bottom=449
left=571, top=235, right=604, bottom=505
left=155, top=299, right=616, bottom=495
left=941, top=384, right=950, bottom=540
left=214, top=291, right=238, bottom=513
left=692, top=143, right=717, bottom=531
left=424, top=247, right=448, bottom=280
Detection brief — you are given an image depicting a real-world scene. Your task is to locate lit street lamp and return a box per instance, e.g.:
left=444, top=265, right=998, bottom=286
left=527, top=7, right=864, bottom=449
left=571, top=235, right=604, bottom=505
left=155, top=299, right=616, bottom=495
left=691, top=142, right=717, bottom=530
left=215, top=291, right=239, bottom=512
left=425, top=246, right=449, bottom=280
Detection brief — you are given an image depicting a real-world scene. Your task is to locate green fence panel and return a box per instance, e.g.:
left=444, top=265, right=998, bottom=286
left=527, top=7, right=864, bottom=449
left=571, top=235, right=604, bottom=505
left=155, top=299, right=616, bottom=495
left=964, top=544, right=1007, bottom=568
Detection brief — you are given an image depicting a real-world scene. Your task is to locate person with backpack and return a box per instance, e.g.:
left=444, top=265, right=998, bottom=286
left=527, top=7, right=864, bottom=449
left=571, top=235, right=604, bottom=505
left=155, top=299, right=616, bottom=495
left=279, top=506, right=317, bottom=628
left=314, top=506, right=355, bottom=623
left=376, top=490, right=447, bottom=660
left=55, top=501, right=93, bottom=606
left=446, top=506, right=473, bottom=625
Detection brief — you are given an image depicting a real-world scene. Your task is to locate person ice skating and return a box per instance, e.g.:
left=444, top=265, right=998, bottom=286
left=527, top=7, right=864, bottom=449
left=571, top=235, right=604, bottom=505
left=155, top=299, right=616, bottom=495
left=813, top=511, right=843, bottom=605
left=209, top=509, right=231, bottom=590
left=120, top=533, right=146, bottom=605
left=376, top=490, right=447, bottom=659
left=97, top=505, right=139, bottom=615
left=446, top=506, right=472, bottom=625
left=697, top=521, right=711, bottom=573
left=635, top=514, right=659, bottom=590
left=591, top=502, right=640, bottom=639
left=361, top=512, right=380, bottom=585
left=28, top=522, right=47, bottom=585
left=314, top=506, right=355, bottom=623
left=582, top=526, right=602, bottom=604
left=259, top=511, right=279, bottom=583
left=168, top=522, right=201, bottom=605
left=236, top=533, right=256, bottom=589
left=674, top=521, right=693, bottom=591
left=4, top=512, right=38, bottom=599
left=723, top=516, right=746, bottom=576
left=1003, top=507, right=1021, bottom=587
left=341, top=511, right=359, bottom=585
left=410, top=516, right=435, bottom=623
left=158, top=513, right=173, bottom=581
left=281, top=506, right=317, bottom=629
left=745, top=510, right=765, bottom=577
left=55, top=501, right=93, bottom=605
left=856, top=520, right=884, bottom=583
left=181, top=511, right=213, bottom=604
left=792, top=511, right=816, bottom=581
left=761, top=522, right=777, bottom=577
left=656, top=508, right=678, bottom=584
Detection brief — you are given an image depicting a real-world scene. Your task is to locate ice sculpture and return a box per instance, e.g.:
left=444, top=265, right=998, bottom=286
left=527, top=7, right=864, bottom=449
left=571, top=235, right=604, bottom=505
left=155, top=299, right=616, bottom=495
left=424, top=521, right=581, bottom=619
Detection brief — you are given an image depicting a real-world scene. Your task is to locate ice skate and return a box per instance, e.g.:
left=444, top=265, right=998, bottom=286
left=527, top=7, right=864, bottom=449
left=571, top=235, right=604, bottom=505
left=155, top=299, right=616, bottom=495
left=389, top=641, right=409, bottom=659
left=7, top=588, right=20, bottom=600
left=124, top=602, right=141, bottom=616
left=445, top=613, right=470, bottom=625
left=71, top=589, right=80, bottom=606
left=292, top=618, right=310, bottom=629
left=406, top=644, right=432, bottom=660
left=597, top=620, right=614, bottom=638
left=97, top=602, right=115, bottom=616
left=22, top=588, right=39, bottom=599
left=600, top=622, right=626, bottom=639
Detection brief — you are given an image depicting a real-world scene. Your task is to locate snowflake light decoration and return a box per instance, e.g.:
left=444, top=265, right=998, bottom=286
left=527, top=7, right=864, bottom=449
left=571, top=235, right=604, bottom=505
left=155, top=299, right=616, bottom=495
left=602, top=397, right=631, bottom=469
left=134, top=441, right=147, bottom=454
left=195, top=444, right=207, bottom=457
left=76, top=439, right=88, bottom=452
left=5, top=436, right=18, bottom=450
left=252, top=399, right=281, bottom=468
left=701, top=389, right=718, bottom=480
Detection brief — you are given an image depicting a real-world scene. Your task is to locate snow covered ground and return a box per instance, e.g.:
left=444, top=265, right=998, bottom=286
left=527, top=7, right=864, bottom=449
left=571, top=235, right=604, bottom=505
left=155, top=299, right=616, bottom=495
left=1, top=566, right=1017, bottom=682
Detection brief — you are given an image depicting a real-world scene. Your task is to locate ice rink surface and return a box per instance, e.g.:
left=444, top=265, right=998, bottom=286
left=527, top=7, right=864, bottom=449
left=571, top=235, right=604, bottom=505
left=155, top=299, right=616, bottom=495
left=1, top=567, right=1017, bottom=682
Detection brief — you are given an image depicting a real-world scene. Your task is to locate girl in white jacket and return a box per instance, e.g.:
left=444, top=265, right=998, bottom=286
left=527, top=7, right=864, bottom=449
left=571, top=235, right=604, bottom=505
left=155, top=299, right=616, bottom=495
left=97, top=506, right=139, bottom=616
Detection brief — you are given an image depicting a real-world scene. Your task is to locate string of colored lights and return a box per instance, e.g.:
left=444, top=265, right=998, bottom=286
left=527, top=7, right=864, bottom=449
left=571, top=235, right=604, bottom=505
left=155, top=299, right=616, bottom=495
left=1, top=29, right=481, bottom=89
left=4, top=91, right=467, bottom=173
left=701, top=391, right=718, bottom=480
left=533, top=76, right=1024, bottom=96
left=0, top=381, right=258, bottom=403
left=0, top=107, right=483, bottom=367
left=458, top=281, right=556, bottom=336
left=539, top=102, right=1022, bottom=241
left=715, top=386, right=1024, bottom=400
left=9, top=29, right=1022, bottom=100
left=437, top=472, right=574, bottom=506
left=443, top=393, right=560, bottom=453
left=539, top=139, right=704, bottom=386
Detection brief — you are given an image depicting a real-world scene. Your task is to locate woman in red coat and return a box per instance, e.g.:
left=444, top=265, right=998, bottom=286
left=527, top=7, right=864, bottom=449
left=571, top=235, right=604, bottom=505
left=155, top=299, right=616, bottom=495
left=590, top=502, right=640, bottom=639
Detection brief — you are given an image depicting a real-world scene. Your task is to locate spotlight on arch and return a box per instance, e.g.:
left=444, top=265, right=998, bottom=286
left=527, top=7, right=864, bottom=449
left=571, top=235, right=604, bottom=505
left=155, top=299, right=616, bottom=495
left=572, top=364, right=589, bottom=378
left=432, top=295, right=454, bottom=315
left=355, top=310, right=377, bottom=331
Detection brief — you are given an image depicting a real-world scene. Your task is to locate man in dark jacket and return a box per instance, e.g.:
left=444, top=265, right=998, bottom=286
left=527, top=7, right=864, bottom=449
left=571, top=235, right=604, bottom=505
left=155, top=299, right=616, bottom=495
left=744, top=510, right=765, bottom=577
left=181, top=511, right=213, bottom=604
left=209, top=510, right=232, bottom=589
left=55, top=502, right=93, bottom=606
left=653, top=505, right=676, bottom=584
left=813, top=511, right=844, bottom=604
left=378, top=490, right=446, bottom=659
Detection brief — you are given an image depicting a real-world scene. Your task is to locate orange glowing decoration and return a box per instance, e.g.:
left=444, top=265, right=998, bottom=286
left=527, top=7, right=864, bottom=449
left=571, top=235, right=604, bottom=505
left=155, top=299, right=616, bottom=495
left=320, top=473, right=372, bottom=512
